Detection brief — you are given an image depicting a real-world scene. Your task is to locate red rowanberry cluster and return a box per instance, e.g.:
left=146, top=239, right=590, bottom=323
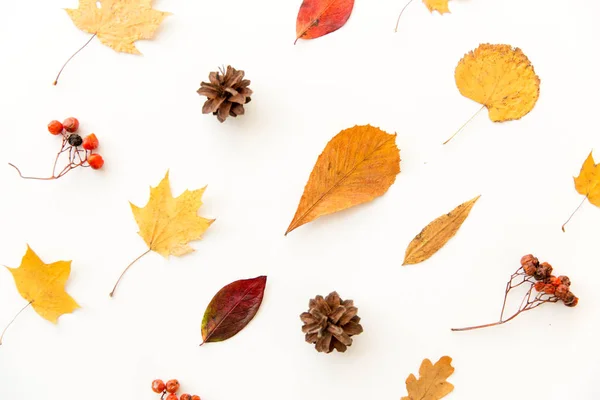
left=521, top=254, right=578, bottom=307
left=9, top=117, right=104, bottom=180
left=151, top=379, right=201, bottom=400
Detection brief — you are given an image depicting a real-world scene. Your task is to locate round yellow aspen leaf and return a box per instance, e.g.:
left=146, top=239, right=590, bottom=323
left=455, top=44, right=540, bottom=122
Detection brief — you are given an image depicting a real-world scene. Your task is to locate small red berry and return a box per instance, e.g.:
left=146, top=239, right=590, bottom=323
left=82, top=133, right=99, bottom=150
left=152, top=379, right=166, bottom=394
left=543, top=284, right=556, bottom=295
left=166, top=394, right=179, bottom=400
left=523, top=262, right=536, bottom=276
left=63, top=117, right=79, bottom=133
left=520, top=254, right=537, bottom=266
left=558, top=275, right=571, bottom=287
left=180, top=394, right=192, bottom=400
left=534, top=281, right=545, bottom=292
left=48, top=120, right=63, bottom=135
left=191, top=396, right=201, bottom=400
left=88, top=154, right=104, bottom=170
left=550, top=276, right=562, bottom=286
left=166, top=380, right=180, bottom=394
left=555, top=284, right=569, bottom=299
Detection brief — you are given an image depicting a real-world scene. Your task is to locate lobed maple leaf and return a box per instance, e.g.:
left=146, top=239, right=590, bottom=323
left=110, top=171, right=214, bottom=297
left=66, top=0, right=170, bottom=55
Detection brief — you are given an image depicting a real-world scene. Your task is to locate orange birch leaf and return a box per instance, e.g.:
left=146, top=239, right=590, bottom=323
left=295, top=0, right=355, bottom=43
left=286, top=125, right=400, bottom=235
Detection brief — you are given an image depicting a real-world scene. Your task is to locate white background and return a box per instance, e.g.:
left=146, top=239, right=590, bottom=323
left=0, top=0, right=599, bottom=399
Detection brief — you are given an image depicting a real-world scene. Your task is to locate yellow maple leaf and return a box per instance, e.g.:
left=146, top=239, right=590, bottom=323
left=563, top=151, right=600, bottom=231
left=401, top=356, right=455, bottom=400
left=286, top=125, right=400, bottom=235
left=423, top=0, right=450, bottom=14
left=110, top=171, right=214, bottom=297
left=6, top=246, right=79, bottom=324
left=66, top=0, right=170, bottom=54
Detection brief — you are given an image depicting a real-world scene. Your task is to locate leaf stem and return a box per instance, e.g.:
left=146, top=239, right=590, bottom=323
left=0, top=301, right=33, bottom=346
left=395, top=0, right=415, bottom=32
left=53, top=33, right=97, bottom=86
left=561, top=196, right=587, bottom=232
left=109, top=249, right=152, bottom=298
left=443, top=105, right=485, bottom=145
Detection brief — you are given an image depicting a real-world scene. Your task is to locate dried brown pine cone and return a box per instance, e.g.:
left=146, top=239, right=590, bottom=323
left=300, top=292, right=363, bottom=353
left=197, top=66, right=252, bottom=123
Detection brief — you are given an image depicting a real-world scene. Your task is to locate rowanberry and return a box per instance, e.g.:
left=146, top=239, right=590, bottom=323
left=523, top=262, right=536, bottom=276
left=565, top=295, right=578, bottom=307
left=152, top=379, right=166, bottom=394
left=534, top=281, right=545, bottom=292
left=191, top=396, right=201, bottom=400
left=555, top=284, right=569, bottom=299
left=520, top=254, right=537, bottom=266
left=166, top=394, right=179, bottom=400
left=48, top=120, right=63, bottom=135
left=543, top=284, right=555, bottom=295
left=82, top=133, right=99, bottom=150
left=180, top=394, right=192, bottom=400
left=68, top=134, right=83, bottom=147
left=166, top=379, right=180, bottom=394
left=63, top=117, right=79, bottom=133
left=88, top=154, right=104, bottom=170
left=550, top=276, right=562, bottom=286
left=534, top=263, right=552, bottom=281
left=559, top=275, right=571, bottom=287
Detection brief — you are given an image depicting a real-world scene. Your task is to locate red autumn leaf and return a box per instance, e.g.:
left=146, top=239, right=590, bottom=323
left=295, top=0, right=355, bottom=43
left=200, top=276, right=267, bottom=345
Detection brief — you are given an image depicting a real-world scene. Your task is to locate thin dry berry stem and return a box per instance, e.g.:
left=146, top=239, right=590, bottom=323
left=561, top=196, right=587, bottom=232
left=0, top=301, right=33, bottom=346
left=394, top=0, right=415, bottom=32
left=53, top=33, right=97, bottom=86
left=109, top=249, right=152, bottom=298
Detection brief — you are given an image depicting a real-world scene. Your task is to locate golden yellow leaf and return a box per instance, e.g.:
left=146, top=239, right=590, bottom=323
left=131, top=171, right=214, bottom=257
left=286, top=125, right=400, bottom=235
left=110, top=172, right=214, bottom=297
left=401, top=356, right=455, bottom=400
left=66, top=0, right=170, bottom=54
left=423, top=0, right=450, bottom=14
left=6, top=246, right=79, bottom=324
left=455, top=44, right=540, bottom=122
left=562, top=151, right=600, bottom=231
left=574, top=151, right=600, bottom=206
left=403, top=196, right=480, bottom=265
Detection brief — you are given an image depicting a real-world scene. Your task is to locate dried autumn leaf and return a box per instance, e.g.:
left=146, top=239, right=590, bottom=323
left=295, top=0, right=355, bottom=43
left=201, top=276, right=267, bottom=345
left=403, top=196, right=480, bottom=265
left=66, top=0, right=170, bottom=54
left=423, top=0, right=450, bottom=13
left=446, top=44, right=540, bottom=144
left=286, top=125, right=400, bottom=235
left=401, top=356, right=455, bottom=400
left=109, top=171, right=214, bottom=297
left=562, top=151, right=600, bottom=231
left=1, top=246, right=79, bottom=344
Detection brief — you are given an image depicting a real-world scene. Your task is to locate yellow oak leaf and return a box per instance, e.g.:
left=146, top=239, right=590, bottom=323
left=455, top=44, right=540, bottom=122
left=562, top=151, right=600, bottom=231
left=423, top=0, right=450, bottom=14
left=66, top=0, right=170, bottom=54
left=110, top=172, right=214, bottom=297
left=402, top=356, right=455, bottom=400
left=6, top=246, right=79, bottom=324
left=286, top=125, right=400, bottom=235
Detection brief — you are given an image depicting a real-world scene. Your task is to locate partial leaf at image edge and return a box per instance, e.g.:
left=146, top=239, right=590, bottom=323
left=201, top=276, right=267, bottom=345
left=401, top=356, right=455, bottom=400
left=295, top=0, right=355, bottom=43
left=562, top=151, right=600, bottom=231
left=286, top=125, right=400, bottom=235
left=403, top=196, right=480, bottom=265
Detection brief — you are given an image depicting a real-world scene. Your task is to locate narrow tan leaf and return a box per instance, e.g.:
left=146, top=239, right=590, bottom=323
left=403, top=196, right=480, bottom=265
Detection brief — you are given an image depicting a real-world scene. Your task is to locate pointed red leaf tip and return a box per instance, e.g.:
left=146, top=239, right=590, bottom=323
left=200, top=276, right=267, bottom=345
left=295, top=0, right=355, bottom=43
